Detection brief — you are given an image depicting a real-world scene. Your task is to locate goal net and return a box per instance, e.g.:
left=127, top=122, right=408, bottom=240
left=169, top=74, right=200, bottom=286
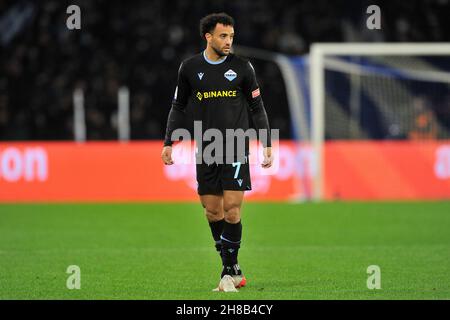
left=310, top=43, right=450, bottom=200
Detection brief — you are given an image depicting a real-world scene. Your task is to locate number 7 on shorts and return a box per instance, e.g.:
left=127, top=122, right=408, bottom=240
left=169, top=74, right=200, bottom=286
left=232, top=162, right=241, bottom=179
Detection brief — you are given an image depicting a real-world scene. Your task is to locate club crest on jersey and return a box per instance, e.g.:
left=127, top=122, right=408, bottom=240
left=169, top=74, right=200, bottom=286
left=224, top=69, right=237, bottom=81
left=198, top=72, right=204, bottom=80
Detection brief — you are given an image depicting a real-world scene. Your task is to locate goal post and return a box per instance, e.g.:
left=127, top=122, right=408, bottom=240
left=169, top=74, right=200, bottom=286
left=310, top=43, right=450, bottom=201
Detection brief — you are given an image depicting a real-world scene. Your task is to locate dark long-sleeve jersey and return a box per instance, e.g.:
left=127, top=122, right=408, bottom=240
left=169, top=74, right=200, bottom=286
left=164, top=51, right=271, bottom=161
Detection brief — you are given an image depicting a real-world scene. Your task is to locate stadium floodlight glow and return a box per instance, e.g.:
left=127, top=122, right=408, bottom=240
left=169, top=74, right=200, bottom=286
left=310, top=42, right=450, bottom=201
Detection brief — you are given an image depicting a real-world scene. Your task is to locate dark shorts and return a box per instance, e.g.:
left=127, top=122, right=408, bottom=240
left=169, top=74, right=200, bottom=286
left=196, top=159, right=252, bottom=195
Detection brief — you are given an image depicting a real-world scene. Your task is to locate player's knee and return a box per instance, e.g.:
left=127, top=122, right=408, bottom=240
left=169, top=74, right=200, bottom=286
left=223, top=203, right=241, bottom=223
left=205, top=206, right=223, bottom=221
left=224, top=199, right=241, bottom=213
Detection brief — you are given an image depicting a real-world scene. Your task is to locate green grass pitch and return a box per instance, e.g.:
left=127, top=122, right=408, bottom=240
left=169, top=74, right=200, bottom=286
left=0, top=202, right=449, bottom=300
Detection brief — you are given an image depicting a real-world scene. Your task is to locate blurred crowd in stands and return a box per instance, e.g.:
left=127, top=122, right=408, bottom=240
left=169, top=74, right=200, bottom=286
left=0, top=0, right=449, bottom=140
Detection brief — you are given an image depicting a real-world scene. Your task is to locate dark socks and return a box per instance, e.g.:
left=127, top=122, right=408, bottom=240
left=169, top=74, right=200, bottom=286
left=220, top=220, right=242, bottom=268
left=222, top=264, right=242, bottom=278
left=208, top=219, right=225, bottom=252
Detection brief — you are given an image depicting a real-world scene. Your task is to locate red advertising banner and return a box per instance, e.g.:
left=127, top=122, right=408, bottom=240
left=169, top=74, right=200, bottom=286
left=0, top=141, right=305, bottom=202
left=0, top=141, right=449, bottom=202
left=324, top=141, right=450, bottom=200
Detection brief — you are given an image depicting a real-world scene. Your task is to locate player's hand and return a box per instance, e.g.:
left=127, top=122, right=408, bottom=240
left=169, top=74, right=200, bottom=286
left=161, top=146, right=174, bottom=165
left=261, top=147, right=273, bottom=168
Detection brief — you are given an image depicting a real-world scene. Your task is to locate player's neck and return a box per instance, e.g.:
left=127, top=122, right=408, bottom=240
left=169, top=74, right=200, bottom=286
left=204, top=47, right=226, bottom=62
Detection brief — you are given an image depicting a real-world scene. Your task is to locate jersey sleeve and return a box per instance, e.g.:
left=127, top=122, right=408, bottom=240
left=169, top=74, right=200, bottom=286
left=242, top=61, right=272, bottom=148
left=164, top=62, right=191, bottom=146
left=172, top=62, right=190, bottom=110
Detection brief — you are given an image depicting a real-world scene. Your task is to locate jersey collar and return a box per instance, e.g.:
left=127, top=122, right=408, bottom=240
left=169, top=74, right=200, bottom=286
left=203, top=50, right=228, bottom=65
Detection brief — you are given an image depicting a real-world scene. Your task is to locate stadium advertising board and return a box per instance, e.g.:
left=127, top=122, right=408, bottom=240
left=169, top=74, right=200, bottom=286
left=0, top=141, right=448, bottom=202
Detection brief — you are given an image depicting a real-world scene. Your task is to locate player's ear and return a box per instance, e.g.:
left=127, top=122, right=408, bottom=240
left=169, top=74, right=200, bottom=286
left=205, top=33, right=212, bottom=43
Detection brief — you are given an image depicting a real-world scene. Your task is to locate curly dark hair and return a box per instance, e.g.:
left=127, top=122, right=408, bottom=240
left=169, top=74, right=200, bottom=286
left=199, top=13, right=235, bottom=39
